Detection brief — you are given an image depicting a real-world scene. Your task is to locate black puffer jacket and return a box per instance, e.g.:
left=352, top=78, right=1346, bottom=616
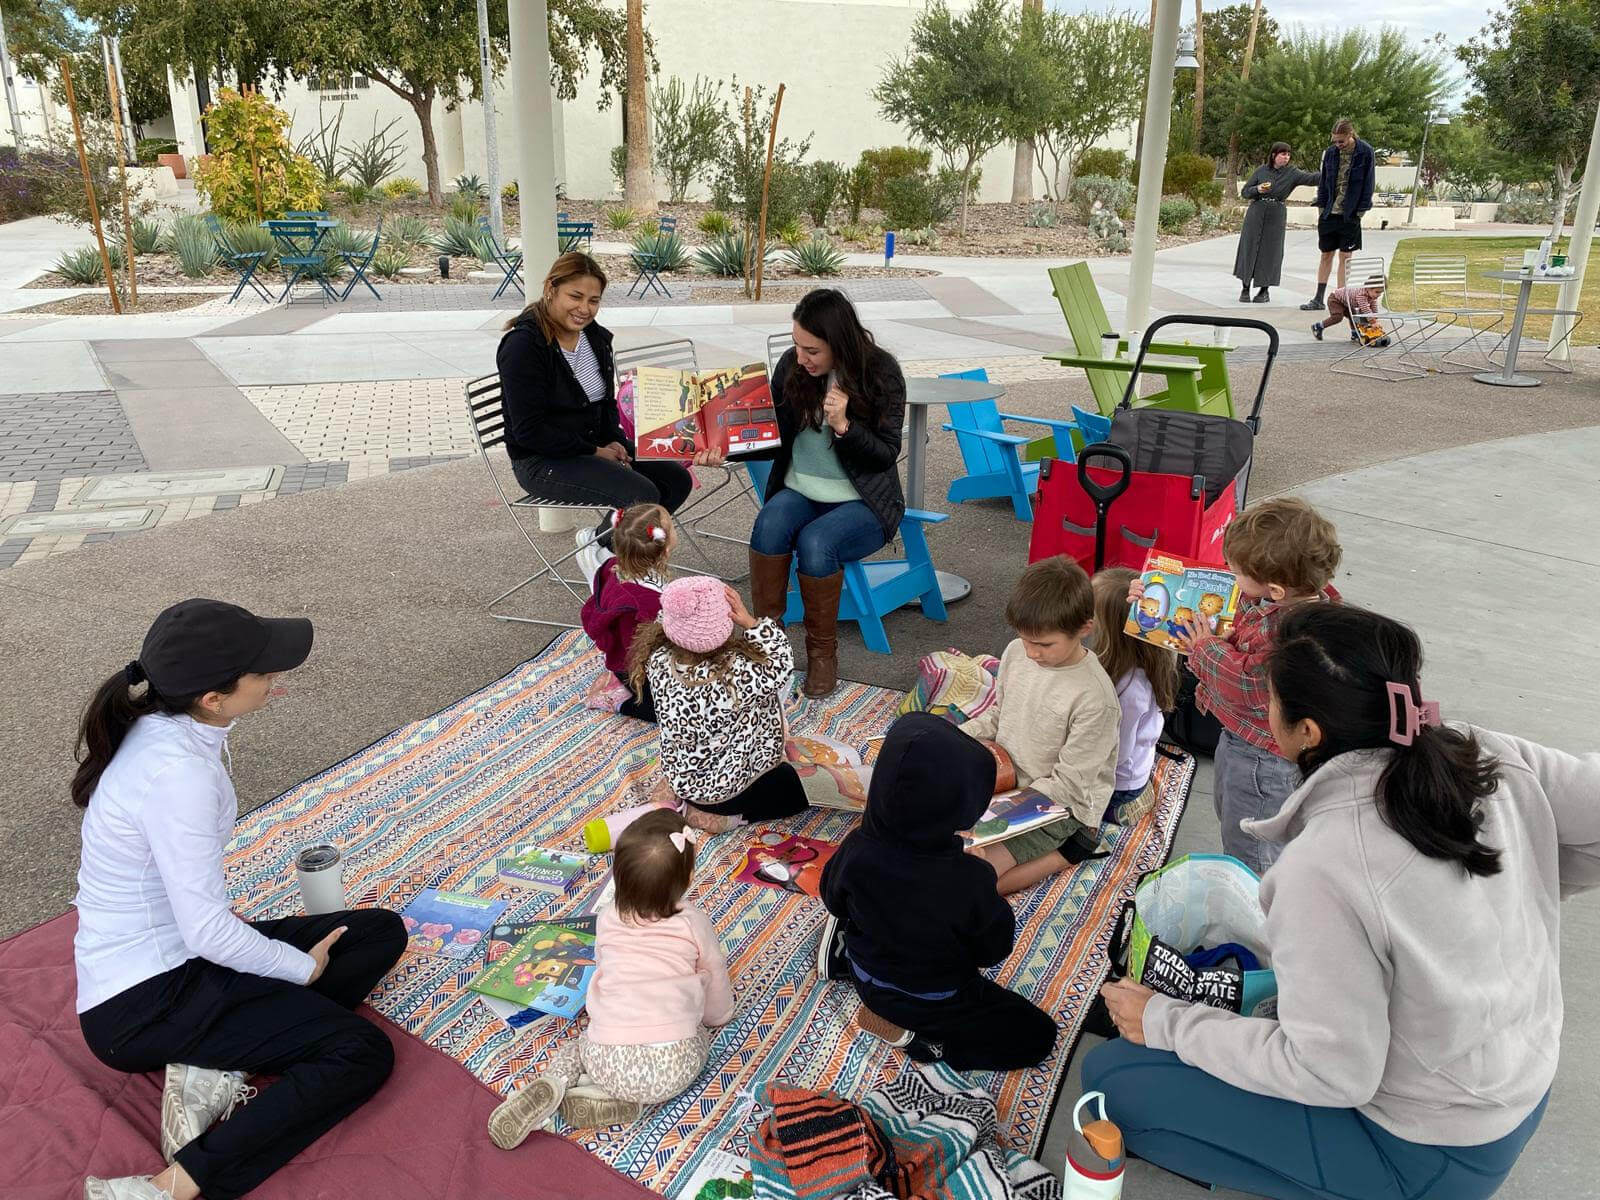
left=820, top=713, right=1016, bottom=995
left=751, top=346, right=907, bottom=538
left=496, top=315, right=629, bottom=462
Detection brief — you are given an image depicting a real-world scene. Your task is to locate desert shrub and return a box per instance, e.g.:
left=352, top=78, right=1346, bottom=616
left=881, top=169, right=960, bottom=231
left=802, top=161, right=847, bottom=227
left=381, top=177, right=422, bottom=199
left=341, top=117, right=407, bottom=189
left=857, top=146, right=932, bottom=208
left=1076, top=147, right=1129, bottom=181
left=448, top=193, right=480, bottom=223
left=193, top=88, right=321, bottom=222
left=1196, top=206, right=1223, bottom=233
left=775, top=217, right=807, bottom=248
left=1090, top=209, right=1129, bottom=253
left=606, top=206, right=639, bottom=231
left=697, top=209, right=732, bottom=234
left=371, top=246, right=411, bottom=278
left=1158, top=196, right=1198, bottom=231
left=842, top=161, right=873, bottom=223
left=1025, top=203, right=1058, bottom=228
left=784, top=233, right=845, bottom=276
left=1070, top=174, right=1133, bottom=224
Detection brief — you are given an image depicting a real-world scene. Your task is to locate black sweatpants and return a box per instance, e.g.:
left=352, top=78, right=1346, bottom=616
left=851, top=971, right=1058, bottom=1072
left=512, top=453, right=694, bottom=514
left=79, top=908, right=407, bottom=1200
left=612, top=670, right=658, bottom=723
left=691, top=761, right=809, bottom=821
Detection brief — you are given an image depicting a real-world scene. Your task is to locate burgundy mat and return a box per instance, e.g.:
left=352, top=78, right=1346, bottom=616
left=0, top=913, right=654, bottom=1200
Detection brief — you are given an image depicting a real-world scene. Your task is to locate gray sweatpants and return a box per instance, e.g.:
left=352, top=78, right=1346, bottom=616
left=1213, top=728, right=1301, bottom=874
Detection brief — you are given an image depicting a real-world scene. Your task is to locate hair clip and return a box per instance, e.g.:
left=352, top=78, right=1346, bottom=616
left=1385, top=681, right=1441, bottom=747
left=610, top=507, right=625, bottom=528
left=668, top=827, right=699, bottom=854
left=648, top=524, right=667, bottom=543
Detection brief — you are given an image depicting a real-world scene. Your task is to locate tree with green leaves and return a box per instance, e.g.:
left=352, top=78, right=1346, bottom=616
left=1230, top=29, right=1447, bottom=166
left=1, top=0, right=83, bottom=81
left=1017, top=8, right=1148, bottom=205
left=652, top=76, right=728, bottom=203
left=1459, top=0, right=1600, bottom=238
left=712, top=80, right=811, bottom=290
left=1171, top=2, right=1281, bottom=160
left=874, top=0, right=1027, bottom=235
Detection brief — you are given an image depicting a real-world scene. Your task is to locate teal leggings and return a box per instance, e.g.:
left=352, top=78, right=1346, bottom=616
left=1082, top=1040, right=1547, bottom=1200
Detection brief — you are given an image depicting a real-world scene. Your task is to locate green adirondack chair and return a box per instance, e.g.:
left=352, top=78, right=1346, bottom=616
left=1044, top=262, right=1236, bottom=419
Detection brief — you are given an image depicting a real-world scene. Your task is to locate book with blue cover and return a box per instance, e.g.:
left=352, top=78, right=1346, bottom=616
left=1125, top=551, right=1240, bottom=653
left=399, top=888, right=508, bottom=960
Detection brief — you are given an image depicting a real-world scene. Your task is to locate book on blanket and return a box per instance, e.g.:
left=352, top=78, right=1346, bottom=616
left=962, top=787, right=1070, bottom=850
left=1125, top=551, right=1240, bottom=652
left=400, top=888, right=508, bottom=959
left=784, top=734, right=872, bottom=812
left=628, top=363, right=779, bottom=459
left=485, top=915, right=597, bottom=965
left=468, top=920, right=597, bottom=1018
left=496, top=845, right=589, bottom=893
left=677, top=1149, right=754, bottom=1200
left=734, top=834, right=837, bottom=898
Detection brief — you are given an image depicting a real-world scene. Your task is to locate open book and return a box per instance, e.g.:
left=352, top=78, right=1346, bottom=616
left=962, top=787, right=1070, bottom=850
left=1125, top=550, right=1240, bottom=652
left=631, top=364, right=779, bottom=459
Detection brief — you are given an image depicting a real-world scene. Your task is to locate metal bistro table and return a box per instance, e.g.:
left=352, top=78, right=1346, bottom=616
left=1476, top=270, right=1569, bottom=388
left=263, top=218, right=341, bottom=303
left=903, top=375, right=1008, bottom=604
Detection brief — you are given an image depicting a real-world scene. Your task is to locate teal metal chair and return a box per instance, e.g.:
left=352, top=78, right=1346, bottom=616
left=743, top=459, right=947, bottom=655
left=940, top=367, right=1080, bottom=522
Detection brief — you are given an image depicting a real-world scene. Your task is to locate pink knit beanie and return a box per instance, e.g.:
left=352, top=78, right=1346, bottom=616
left=660, top=576, right=734, bottom=654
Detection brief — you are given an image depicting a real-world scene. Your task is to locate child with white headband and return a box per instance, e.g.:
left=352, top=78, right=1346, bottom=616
left=488, top=809, right=733, bottom=1143
left=580, top=503, right=675, bottom=720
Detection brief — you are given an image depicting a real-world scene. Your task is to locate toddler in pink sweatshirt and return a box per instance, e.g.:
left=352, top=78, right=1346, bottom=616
left=487, top=809, right=733, bottom=1146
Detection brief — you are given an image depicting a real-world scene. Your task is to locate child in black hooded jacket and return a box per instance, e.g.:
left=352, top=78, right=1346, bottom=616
left=816, top=712, right=1058, bottom=1070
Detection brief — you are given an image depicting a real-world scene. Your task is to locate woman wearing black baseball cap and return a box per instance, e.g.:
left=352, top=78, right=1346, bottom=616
left=71, top=599, right=406, bottom=1200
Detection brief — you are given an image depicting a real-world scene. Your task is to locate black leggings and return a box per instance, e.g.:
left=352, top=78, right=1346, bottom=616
left=613, top=670, right=657, bottom=723
left=691, top=761, right=809, bottom=821
left=512, top=453, right=694, bottom=514
left=851, top=971, right=1057, bottom=1072
left=79, top=908, right=406, bottom=1200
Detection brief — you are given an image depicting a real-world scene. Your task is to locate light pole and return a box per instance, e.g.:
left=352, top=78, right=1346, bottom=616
left=0, top=3, right=25, bottom=151
left=475, top=0, right=503, bottom=244
left=1406, top=110, right=1448, bottom=226
left=1127, top=5, right=1198, bottom=338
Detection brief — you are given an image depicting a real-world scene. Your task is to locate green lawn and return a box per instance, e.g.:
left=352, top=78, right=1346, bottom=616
left=1390, top=234, right=1597, bottom=343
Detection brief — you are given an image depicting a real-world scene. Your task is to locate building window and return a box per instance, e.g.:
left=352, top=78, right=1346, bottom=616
left=354, top=75, right=369, bottom=89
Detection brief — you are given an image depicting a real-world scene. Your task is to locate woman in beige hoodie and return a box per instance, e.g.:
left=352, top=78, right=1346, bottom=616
left=1083, top=603, right=1597, bottom=1199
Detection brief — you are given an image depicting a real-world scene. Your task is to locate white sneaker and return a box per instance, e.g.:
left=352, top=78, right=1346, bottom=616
left=575, top=524, right=612, bottom=589
left=488, top=1076, right=565, bottom=1150
left=160, top=1063, right=254, bottom=1162
left=84, top=1176, right=174, bottom=1199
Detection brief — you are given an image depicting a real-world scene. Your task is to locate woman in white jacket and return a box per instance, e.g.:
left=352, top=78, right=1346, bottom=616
left=74, top=599, right=405, bottom=1200
left=1087, top=603, right=1596, bottom=1199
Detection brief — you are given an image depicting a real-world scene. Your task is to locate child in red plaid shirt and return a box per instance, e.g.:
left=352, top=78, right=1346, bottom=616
left=1144, top=499, right=1342, bottom=873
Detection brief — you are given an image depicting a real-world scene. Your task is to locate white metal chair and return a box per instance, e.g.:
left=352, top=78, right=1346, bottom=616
left=1328, top=256, right=1432, bottom=381
left=1486, top=254, right=1583, bottom=374
left=465, top=374, right=610, bottom=628
left=1403, top=254, right=1506, bottom=374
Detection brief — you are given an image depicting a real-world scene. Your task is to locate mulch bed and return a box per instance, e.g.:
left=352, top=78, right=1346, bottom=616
left=17, top=291, right=219, bottom=314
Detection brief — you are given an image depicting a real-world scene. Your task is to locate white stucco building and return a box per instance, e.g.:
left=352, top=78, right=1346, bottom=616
left=152, top=0, right=1115, bottom=204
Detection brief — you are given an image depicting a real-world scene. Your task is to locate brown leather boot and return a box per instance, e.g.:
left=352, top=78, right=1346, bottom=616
left=748, top=549, right=792, bottom=621
left=798, top=571, right=844, bottom=698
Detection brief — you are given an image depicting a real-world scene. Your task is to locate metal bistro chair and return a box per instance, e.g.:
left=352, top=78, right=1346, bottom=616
left=1328, top=256, right=1432, bottom=382
left=337, top=217, right=384, bottom=302
left=465, top=374, right=612, bottom=628
left=478, top=217, right=524, bottom=301
left=204, top=215, right=273, bottom=304
left=556, top=213, right=594, bottom=251
left=268, top=218, right=338, bottom=304
left=1398, top=253, right=1505, bottom=374
left=612, top=337, right=740, bottom=579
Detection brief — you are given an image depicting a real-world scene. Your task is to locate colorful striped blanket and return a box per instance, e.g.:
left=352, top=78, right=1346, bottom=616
left=226, top=631, right=1191, bottom=1195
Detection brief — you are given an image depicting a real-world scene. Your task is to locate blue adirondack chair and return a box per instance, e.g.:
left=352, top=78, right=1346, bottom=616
left=1072, top=405, right=1111, bottom=444
left=940, top=368, right=1081, bottom=522
left=743, top=460, right=947, bottom=655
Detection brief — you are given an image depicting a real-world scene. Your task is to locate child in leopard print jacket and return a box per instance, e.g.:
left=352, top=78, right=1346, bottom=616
left=628, top=575, right=810, bottom=834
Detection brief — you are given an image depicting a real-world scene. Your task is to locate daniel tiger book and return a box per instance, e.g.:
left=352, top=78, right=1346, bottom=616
left=1125, top=551, right=1240, bottom=653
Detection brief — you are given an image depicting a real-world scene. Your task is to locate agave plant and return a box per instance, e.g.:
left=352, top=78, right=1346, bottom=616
left=371, top=246, right=411, bottom=279
left=783, top=233, right=845, bottom=278
left=453, top=173, right=487, bottom=200
left=629, top=229, right=690, bottom=273
left=384, top=213, right=431, bottom=251
left=169, top=215, right=216, bottom=277
left=320, top=223, right=372, bottom=256
left=222, top=221, right=279, bottom=269
left=697, top=210, right=731, bottom=235
left=605, top=206, right=638, bottom=232
left=448, top=192, right=480, bottom=223
left=433, top=215, right=494, bottom=259
left=131, top=217, right=165, bottom=254
left=695, top=230, right=771, bottom=278
left=53, top=245, right=108, bottom=284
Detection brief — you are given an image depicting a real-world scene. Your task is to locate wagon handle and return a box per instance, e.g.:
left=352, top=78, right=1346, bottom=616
left=1077, top=443, right=1133, bottom=571
left=1116, top=315, right=1279, bottom=432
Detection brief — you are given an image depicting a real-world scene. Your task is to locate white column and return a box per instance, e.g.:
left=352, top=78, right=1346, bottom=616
left=165, top=66, right=201, bottom=158
left=476, top=0, right=504, bottom=243
left=508, top=0, right=559, bottom=265
left=1126, top=0, right=1183, bottom=337
left=1547, top=99, right=1600, bottom=360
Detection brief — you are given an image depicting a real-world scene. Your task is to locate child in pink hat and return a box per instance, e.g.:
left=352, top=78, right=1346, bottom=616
left=627, top=578, right=807, bottom=833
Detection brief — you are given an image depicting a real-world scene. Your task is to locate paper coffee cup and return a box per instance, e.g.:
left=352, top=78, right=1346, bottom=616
left=1100, top=333, right=1120, bottom=359
left=1522, top=248, right=1540, bottom=270
left=1212, top=326, right=1232, bottom=347
left=296, top=844, right=346, bottom=914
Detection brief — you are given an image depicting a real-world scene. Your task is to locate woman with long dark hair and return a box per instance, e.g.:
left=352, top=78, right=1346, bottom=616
left=498, top=252, right=693, bottom=527
left=1082, top=603, right=1594, bottom=1199
left=701, top=288, right=905, bottom=697
left=1234, top=142, right=1320, bottom=303
left=75, top=600, right=405, bottom=1200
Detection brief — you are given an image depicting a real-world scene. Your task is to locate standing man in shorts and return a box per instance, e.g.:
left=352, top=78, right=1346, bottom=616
left=1299, top=119, right=1376, bottom=311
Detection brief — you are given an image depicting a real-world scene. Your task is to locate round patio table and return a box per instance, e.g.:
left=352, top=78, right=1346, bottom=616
left=1476, top=270, right=1570, bottom=388
left=903, top=375, right=1009, bottom=604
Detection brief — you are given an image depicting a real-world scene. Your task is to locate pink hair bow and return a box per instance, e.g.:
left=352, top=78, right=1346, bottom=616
left=1385, top=681, right=1441, bottom=746
left=669, top=827, right=699, bottom=854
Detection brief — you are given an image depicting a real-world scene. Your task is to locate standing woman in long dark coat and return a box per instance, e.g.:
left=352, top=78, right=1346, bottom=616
left=1234, top=143, right=1321, bottom=303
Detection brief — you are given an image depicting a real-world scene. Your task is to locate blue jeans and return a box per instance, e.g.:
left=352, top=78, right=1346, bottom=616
left=1214, top=727, right=1301, bottom=874
left=1083, top=1039, right=1547, bottom=1200
left=750, top=488, right=887, bottom=578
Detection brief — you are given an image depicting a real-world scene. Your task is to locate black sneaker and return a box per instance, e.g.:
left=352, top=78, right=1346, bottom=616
left=1299, top=297, right=1324, bottom=311
left=815, top=913, right=850, bottom=980
left=1311, top=322, right=1323, bottom=341
left=1253, top=288, right=1270, bottom=303
left=1238, top=287, right=1250, bottom=303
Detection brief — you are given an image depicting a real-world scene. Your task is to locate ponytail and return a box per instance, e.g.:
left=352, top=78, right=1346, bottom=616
left=1270, top=604, right=1503, bottom=878
left=71, top=668, right=218, bottom=808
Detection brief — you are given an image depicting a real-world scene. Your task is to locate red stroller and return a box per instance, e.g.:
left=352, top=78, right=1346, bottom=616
left=1029, top=316, right=1278, bottom=571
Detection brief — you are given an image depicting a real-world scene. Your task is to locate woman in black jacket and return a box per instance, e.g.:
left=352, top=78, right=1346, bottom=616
left=701, top=289, right=905, bottom=698
left=496, top=253, right=692, bottom=521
